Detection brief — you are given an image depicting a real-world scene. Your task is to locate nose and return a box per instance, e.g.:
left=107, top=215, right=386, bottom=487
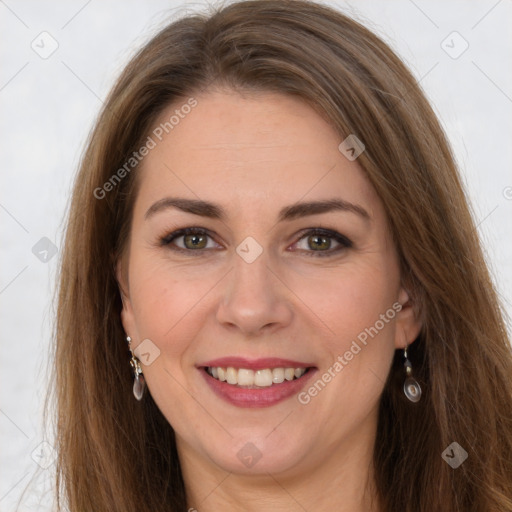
left=215, top=248, right=293, bottom=336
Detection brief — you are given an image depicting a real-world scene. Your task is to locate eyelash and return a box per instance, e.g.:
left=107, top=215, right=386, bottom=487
left=159, top=227, right=353, bottom=257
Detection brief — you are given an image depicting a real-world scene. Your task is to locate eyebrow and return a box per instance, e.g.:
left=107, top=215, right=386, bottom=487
left=144, top=197, right=371, bottom=223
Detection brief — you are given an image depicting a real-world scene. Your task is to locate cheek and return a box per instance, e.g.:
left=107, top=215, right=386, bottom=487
left=127, top=255, right=207, bottom=352
left=276, top=256, right=399, bottom=451
left=296, top=257, right=398, bottom=399
left=292, top=256, right=397, bottom=344
left=126, top=258, right=212, bottom=415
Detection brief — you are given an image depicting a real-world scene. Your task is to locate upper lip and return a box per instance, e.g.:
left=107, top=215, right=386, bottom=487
left=199, top=357, right=315, bottom=370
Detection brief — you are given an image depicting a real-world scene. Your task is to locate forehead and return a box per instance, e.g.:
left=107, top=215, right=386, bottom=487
left=133, top=90, right=379, bottom=221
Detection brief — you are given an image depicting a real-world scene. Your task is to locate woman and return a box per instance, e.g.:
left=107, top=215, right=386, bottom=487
left=45, top=0, right=512, bottom=510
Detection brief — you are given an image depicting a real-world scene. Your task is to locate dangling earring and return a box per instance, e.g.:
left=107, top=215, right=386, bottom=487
left=403, top=345, right=421, bottom=403
left=127, top=336, right=145, bottom=400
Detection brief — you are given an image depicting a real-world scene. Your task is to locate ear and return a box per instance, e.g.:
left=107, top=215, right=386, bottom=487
left=115, top=258, right=139, bottom=340
left=394, top=287, right=422, bottom=349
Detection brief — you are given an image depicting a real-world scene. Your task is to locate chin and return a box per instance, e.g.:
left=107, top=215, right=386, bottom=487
left=205, top=433, right=309, bottom=475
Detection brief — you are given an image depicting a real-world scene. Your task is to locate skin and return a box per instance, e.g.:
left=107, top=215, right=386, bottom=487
left=117, top=89, right=422, bottom=512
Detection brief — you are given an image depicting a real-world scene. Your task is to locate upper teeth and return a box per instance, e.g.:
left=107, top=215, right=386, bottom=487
left=207, top=366, right=308, bottom=387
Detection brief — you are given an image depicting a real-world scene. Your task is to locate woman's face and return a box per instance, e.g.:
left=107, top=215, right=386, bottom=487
left=118, top=89, right=420, bottom=477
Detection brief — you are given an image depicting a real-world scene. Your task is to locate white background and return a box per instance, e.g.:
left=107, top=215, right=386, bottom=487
left=1, top=1, right=511, bottom=510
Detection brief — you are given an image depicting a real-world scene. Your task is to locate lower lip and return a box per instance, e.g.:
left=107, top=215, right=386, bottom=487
left=199, top=368, right=317, bottom=408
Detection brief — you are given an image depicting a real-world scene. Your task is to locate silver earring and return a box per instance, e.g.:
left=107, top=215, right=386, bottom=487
left=403, top=345, right=421, bottom=403
left=127, top=336, right=145, bottom=400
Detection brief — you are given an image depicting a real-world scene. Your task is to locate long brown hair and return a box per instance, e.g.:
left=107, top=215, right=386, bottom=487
left=34, top=1, right=512, bottom=510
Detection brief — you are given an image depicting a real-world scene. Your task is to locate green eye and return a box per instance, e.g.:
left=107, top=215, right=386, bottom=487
left=307, top=234, right=332, bottom=251
left=292, top=229, right=353, bottom=257
left=182, top=232, right=208, bottom=250
left=161, top=227, right=217, bottom=253
left=161, top=227, right=352, bottom=257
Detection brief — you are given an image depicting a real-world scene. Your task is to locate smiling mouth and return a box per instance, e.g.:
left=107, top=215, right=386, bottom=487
left=204, top=366, right=313, bottom=388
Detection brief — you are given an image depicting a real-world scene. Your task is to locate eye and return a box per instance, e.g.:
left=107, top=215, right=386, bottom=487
left=160, top=227, right=221, bottom=253
left=159, top=226, right=352, bottom=257
left=290, top=228, right=353, bottom=257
